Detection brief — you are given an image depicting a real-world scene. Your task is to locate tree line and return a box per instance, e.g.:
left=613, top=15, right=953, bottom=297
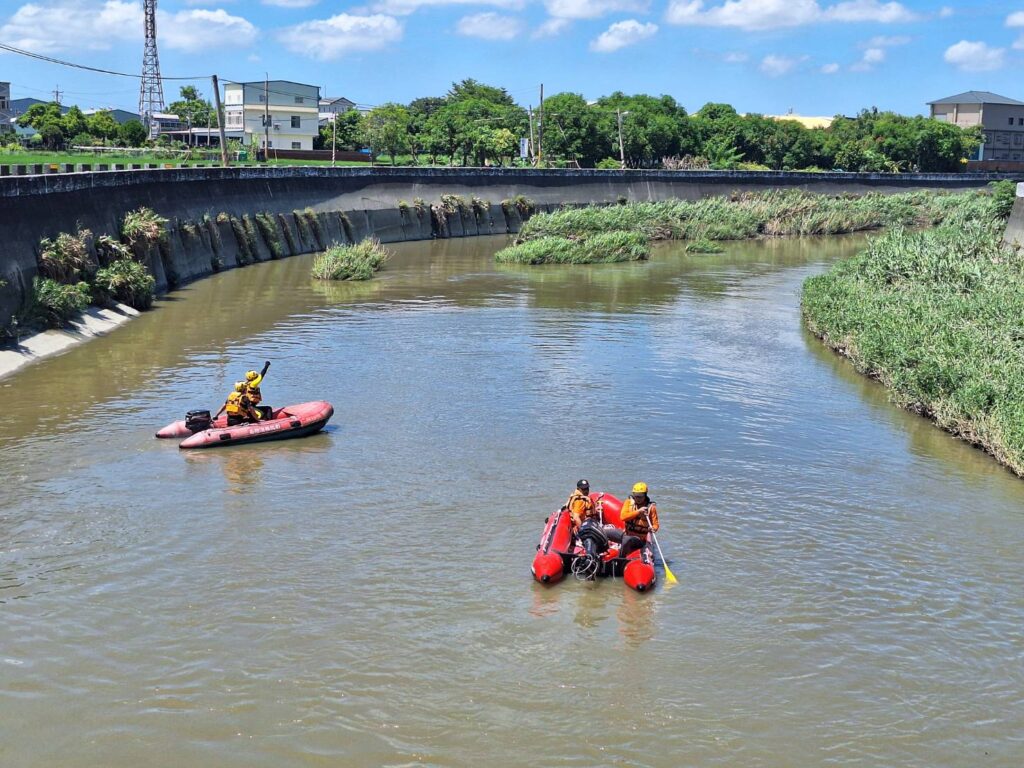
left=327, top=79, right=980, bottom=172
left=12, top=79, right=981, bottom=173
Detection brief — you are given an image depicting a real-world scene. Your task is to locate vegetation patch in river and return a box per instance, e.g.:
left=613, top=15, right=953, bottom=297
left=311, top=238, right=389, bottom=281
left=801, top=183, right=1024, bottom=475
left=495, top=231, right=650, bottom=265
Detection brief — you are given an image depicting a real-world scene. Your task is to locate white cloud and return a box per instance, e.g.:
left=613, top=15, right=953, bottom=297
left=862, top=34, right=909, bottom=47
left=261, top=0, right=318, bottom=7
left=1008, top=11, right=1024, bottom=27
left=665, top=0, right=917, bottom=30
left=365, top=0, right=524, bottom=14
left=938, top=6, right=953, bottom=18
left=821, top=62, right=839, bottom=73
left=0, top=0, right=140, bottom=52
left=824, top=0, right=916, bottom=23
left=723, top=51, right=749, bottom=62
left=456, top=12, right=524, bottom=39
left=943, top=40, right=1005, bottom=72
left=0, top=1, right=256, bottom=53
left=545, top=0, right=649, bottom=20
left=278, top=13, right=403, bottom=60
left=532, top=17, right=571, bottom=37
left=851, top=45, right=884, bottom=70
left=163, top=10, right=258, bottom=52
left=590, top=19, right=657, bottom=52
left=760, top=53, right=802, bottom=76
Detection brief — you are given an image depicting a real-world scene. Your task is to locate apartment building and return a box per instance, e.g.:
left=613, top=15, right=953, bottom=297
left=223, top=80, right=320, bottom=151
left=0, top=82, right=10, bottom=134
left=928, top=90, right=1024, bottom=161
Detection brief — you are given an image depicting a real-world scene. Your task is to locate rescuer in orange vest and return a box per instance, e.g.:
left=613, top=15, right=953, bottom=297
left=565, top=479, right=596, bottom=533
left=613, top=482, right=659, bottom=558
left=214, top=382, right=259, bottom=426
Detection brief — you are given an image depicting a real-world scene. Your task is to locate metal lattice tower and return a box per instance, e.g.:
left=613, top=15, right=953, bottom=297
left=138, top=0, right=165, bottom=126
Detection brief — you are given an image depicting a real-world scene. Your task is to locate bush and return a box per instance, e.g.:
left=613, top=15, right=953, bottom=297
left=93, top=258, right=155, bottom=310
left=122, top=207, right=168, bottom=248
left=33, top=277, right=91, bottom=327
left=311, top=238, right=389, bottom=281
left=38, top=228, right=95, bottom=282
left=596, top=158, right=623, bottom=170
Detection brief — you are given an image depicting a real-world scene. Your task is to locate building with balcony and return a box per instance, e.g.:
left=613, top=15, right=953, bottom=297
left=0, top=82, right=10, bottom=134
left=223, top=80, right=320, bottom=151
left=928, top=90, right=1024, bottom=162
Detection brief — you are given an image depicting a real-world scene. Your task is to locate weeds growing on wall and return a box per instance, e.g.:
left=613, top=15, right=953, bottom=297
left=93, top=257, right=156, bottom=310
left=38, top=228, right=96, bottom=283
left=338, top=212, right=354, bottom=243
left=230, top=216, right=254, bottom=265
left=501, top=195, right=536, bottom=219
left=255, top=213, right=284, bottom=259
left=302, top=208, right=325, bottom=249
left=311, top=238, right=389, bottom=281
left=122, top=207, right=168, bottom=249
left=277, top=214, right=297, bottom=254
left=31, top=277, right=91, bottom=327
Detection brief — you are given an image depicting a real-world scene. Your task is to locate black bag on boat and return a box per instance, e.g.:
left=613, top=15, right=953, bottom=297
left=185, top=409, right=212, bottom=433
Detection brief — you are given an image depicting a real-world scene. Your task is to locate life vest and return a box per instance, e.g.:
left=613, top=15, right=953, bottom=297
left=245, top=385, right=262, bottom=406
left=565, top=490, right=596, bottom=523
left=224, top=390, right=244, bottom=416
left=621, top=497, right=658, bottom=537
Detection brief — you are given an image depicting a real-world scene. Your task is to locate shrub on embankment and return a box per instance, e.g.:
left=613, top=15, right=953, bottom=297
left=495, top=231, right=650, bottom=264
left=801, top=193, right=1024, bottom=475
left=311, top=239, right=389, bottom=281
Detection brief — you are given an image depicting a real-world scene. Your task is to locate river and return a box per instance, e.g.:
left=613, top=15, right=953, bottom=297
left=1, top=235, right=1022, bottom=767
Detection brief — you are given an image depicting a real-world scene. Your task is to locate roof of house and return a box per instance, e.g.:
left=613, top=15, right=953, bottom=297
left=928, top=91, right=1024, bottom=106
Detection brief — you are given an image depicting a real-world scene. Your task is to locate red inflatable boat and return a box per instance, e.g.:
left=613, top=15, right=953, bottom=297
left=156, top=401, right=334, bottom=449
left=532, top=492, right=657, bottom=592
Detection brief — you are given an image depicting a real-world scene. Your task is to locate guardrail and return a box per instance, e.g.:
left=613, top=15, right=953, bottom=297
left=0, top=162, right=218, bottom=176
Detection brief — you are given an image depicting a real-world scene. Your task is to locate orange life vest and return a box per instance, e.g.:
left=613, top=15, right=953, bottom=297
left=620, top=497, right=658, bottom=537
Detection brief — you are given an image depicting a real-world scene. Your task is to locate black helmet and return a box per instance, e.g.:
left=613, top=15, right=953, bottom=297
left=576, top=479, right=590, bottom=491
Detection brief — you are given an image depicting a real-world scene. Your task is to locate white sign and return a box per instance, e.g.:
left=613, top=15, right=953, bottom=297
left=519, top=138, right=530, bottom=159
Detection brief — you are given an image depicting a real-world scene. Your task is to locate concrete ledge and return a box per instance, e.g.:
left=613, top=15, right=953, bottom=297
left=0, top=303, right=139, bottom=382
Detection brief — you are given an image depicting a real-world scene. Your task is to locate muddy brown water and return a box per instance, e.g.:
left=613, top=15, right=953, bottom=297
left=1, top=235, right=1022, bottom=767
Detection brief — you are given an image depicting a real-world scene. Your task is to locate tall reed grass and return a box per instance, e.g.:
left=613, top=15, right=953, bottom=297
left=311, top=239, right=389, bottom=281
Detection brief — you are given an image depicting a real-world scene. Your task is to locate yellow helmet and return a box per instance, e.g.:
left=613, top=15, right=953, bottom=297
left=632, top=481, right=648, bottom=494
left=234, top=382, right=246, bottom=392
left=245, top=370, right=259, bottom=381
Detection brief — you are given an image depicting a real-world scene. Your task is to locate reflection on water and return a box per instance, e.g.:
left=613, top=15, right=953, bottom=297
left=2, top=233, right=1023, bottom=768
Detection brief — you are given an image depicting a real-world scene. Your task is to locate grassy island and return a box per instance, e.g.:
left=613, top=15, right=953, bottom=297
left=802, top=184, right=1024, bottom=475
left=495, top=189, right=996, bottom=265
left=311, top=239, right=389, bottom=281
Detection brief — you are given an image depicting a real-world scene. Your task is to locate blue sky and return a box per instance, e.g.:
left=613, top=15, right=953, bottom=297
left=2, top=1, right=1024, bottom=116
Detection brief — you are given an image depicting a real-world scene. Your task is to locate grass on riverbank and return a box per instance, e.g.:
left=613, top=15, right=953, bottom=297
left=802, top=194, right=1024, bottom=475
left=495, top=231, right=650, bottom=264
left=0, top=150, right=371, bottom=168
left=311, top=239, right=389, bottom=281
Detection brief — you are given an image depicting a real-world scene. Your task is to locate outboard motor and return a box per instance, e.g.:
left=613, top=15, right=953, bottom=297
left=185, top=409, right=212, bottom=433
left=572, top=521, right=609, bottom=580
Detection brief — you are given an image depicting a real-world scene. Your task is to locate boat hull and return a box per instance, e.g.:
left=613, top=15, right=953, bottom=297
left=156, top=401, right=334, bottom=449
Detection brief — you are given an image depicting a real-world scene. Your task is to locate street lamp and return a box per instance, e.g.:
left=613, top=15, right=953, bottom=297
left=617, top=109, right=630, bottom=170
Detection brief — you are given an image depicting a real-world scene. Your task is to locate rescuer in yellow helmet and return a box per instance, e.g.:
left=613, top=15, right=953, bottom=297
left=214, top=382, right=259, bottom=426
left=615, top=482, right=659, bottom=558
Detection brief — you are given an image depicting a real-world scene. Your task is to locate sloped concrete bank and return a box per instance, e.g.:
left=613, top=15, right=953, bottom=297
left=0, top=166, right=1007, bottom=337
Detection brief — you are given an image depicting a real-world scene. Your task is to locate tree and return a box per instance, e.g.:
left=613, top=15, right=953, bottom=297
left=314, top=109, right=363, bottom=151
left=408, top=96, right=446, bottom=164
left=594, top=93, right=695, bottom=167
left=167, top=85, right=217, bottom=128
left=362, top=103, right=411, bottom=164
left=117, top=120, right=148, bottom=147
left=61, top=106, right=87, bottom=140
left=539, top=92, right=602, bottom=167
left=86, top=111, right=119, bottom=144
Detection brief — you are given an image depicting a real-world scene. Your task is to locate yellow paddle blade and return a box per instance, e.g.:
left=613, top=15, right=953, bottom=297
left=663, top=563, right=679, bottom=584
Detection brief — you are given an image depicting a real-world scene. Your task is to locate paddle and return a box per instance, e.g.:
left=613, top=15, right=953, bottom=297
left=646, top=513, right=678, bottom=585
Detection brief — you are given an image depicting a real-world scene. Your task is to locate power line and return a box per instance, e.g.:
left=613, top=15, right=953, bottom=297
left=0, top=41, right=206, bottom=81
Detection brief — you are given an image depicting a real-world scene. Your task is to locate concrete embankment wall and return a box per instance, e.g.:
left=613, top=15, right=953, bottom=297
left=0, top=167, right=1008, bottom=330
left=1002, top=183, right=1024, bottom=248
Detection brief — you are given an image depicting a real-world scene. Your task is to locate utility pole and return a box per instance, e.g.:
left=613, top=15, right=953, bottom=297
left=332, top=109, right=337, bottom=167
left=527, top=106, right=536, bottom=163
left=211, top=74, right=229, bottom=167
left=537, top=83, right=544, bottom=166
left=617, top=109, right=627, bottom=170
left=263, top=73, right=270, bottom=161
left=52, top=86, right=63, bottom=105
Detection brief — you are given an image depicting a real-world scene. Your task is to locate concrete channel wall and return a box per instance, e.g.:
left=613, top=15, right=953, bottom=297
left=1002, top=182, right=1024, bottom=248
left=0, top=167, right=1010, bottom=332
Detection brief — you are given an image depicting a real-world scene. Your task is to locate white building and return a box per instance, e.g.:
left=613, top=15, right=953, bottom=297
left=224, top=80, right=320, bottom=151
